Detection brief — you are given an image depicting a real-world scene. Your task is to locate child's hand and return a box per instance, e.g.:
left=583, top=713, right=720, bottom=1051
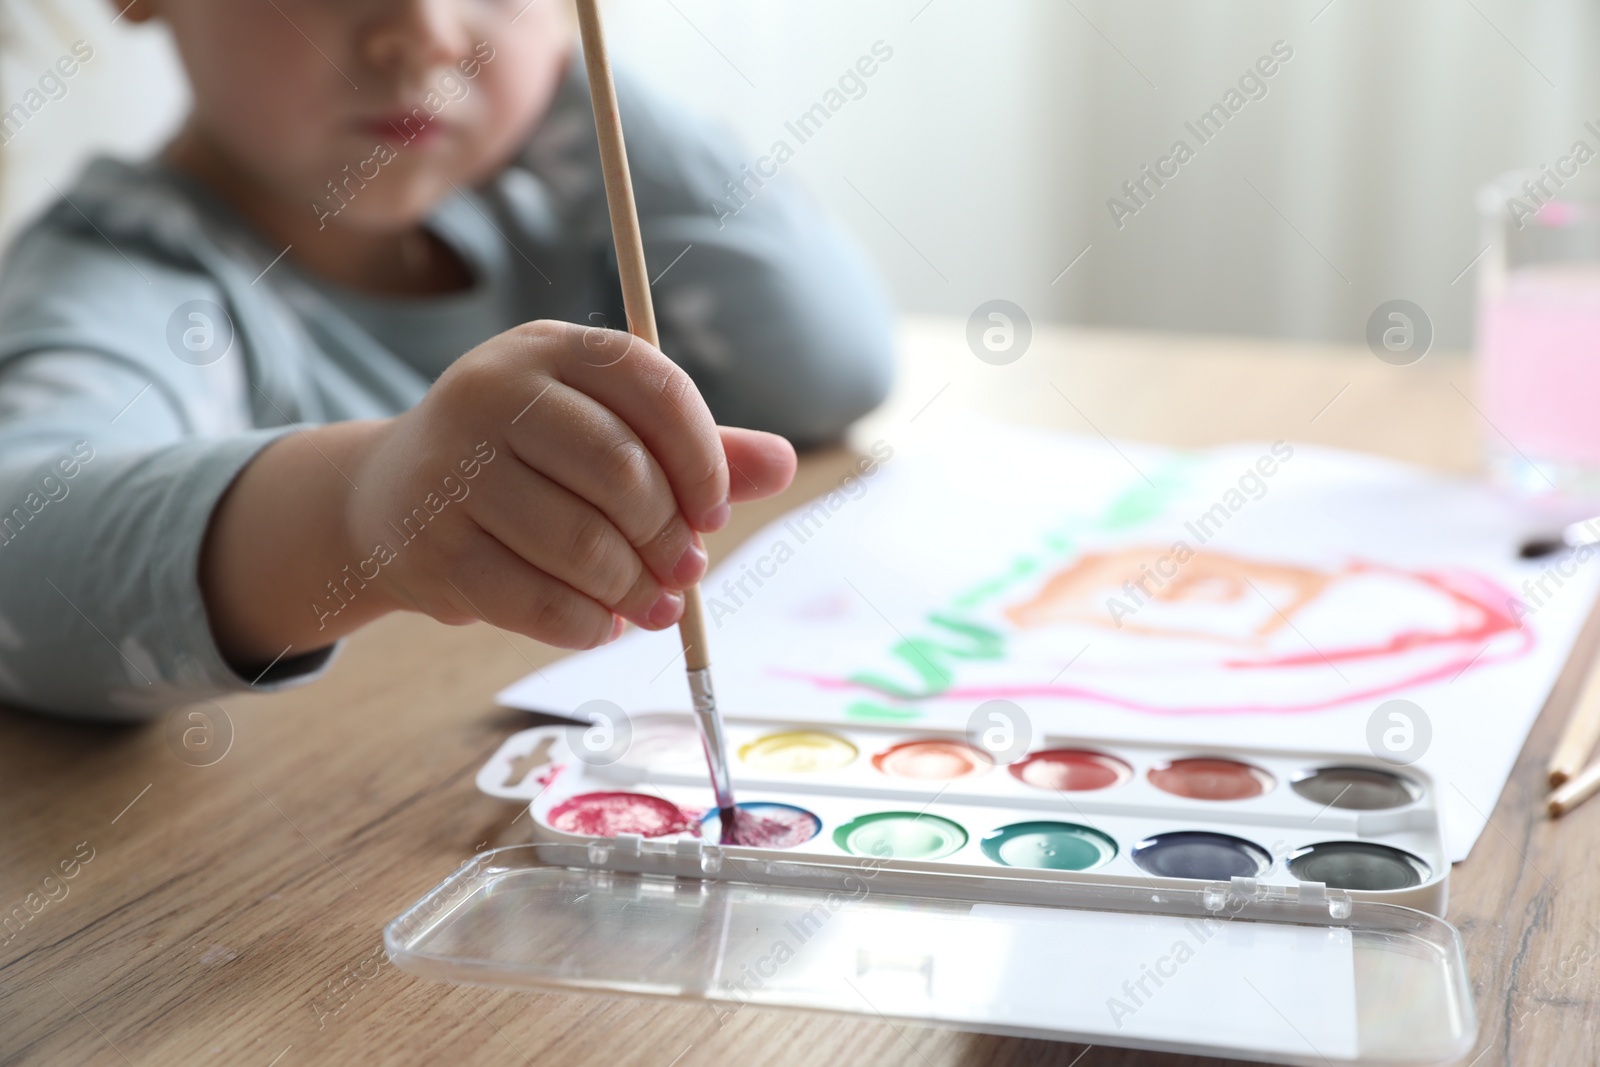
left=200, top=321, right=797, bottom=666
left=350, top=321, right=798, bottom=646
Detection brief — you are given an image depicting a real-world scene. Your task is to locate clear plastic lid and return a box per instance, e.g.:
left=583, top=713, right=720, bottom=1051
left=386, top=841, right=1474, bottom=1066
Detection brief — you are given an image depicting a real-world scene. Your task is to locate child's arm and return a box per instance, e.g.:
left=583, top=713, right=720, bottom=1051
left=0, top=343, right=311, bottom=719
left=0, top=320, right=791, bottom=718
left=200, top=321, right=795, bottom=666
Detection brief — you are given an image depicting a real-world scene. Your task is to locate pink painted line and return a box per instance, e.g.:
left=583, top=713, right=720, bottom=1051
left=778, top=637, right=1529, bottom=716
left=778, top=562, right=1536, bottom=717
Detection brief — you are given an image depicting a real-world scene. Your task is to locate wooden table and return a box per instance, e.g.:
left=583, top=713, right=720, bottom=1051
left=3, top=318, right=1595, bottom=1066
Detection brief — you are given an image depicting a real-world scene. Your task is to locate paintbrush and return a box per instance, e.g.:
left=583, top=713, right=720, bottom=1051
left=573, top=0, right=738, bottom=839
left=1520, top=515, right=1600, bottom=559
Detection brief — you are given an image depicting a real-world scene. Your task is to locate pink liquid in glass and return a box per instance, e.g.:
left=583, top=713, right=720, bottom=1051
left=1479, top=263, right=1600, bottom=467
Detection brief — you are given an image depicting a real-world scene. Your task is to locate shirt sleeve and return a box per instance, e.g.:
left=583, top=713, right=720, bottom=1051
left=0, top=347, right=337, bottom=721
left=523, top=64, right=897, bottom=447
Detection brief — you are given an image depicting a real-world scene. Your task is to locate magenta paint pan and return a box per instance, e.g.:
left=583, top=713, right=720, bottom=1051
left=1148, top=757, right=1275, bottom=801
left=547, top=792, right=695, bottom=838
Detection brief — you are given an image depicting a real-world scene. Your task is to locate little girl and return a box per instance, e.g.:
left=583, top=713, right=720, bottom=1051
left=0, top=0, right=893, bottom=719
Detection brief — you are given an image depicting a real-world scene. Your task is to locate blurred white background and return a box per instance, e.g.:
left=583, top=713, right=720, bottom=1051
left=2, top=0, right=1597, bottom=351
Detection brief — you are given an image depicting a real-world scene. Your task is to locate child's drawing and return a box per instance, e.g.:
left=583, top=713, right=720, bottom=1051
left=784, top=549, right=1529, bottom=717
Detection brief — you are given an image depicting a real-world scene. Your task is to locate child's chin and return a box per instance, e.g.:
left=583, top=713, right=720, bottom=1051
left=332, top=182, right=458, bottom=232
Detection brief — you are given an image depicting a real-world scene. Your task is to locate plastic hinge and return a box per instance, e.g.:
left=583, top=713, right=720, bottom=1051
left=1216, top=876, right=1352, bottom=920
left=1289, top=881, right=1353, bottom=919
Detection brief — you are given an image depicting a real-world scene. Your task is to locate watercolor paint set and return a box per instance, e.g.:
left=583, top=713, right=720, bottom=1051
left=473, top=716, right=1450, bottom=914
left=386, top=714, right=1476, bottom=1065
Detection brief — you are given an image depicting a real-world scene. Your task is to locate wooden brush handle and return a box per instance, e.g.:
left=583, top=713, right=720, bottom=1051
left=573, top=0, right=710, bottom=673
left=574, top=0, right=657, bottom=347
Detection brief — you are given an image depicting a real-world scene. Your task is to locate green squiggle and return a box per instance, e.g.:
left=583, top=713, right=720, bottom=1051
left=845, top=614, right=1005, bottom=701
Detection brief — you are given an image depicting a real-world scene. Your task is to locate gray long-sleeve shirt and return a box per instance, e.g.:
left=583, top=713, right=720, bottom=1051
left=0, top=66, right=894, bottom=721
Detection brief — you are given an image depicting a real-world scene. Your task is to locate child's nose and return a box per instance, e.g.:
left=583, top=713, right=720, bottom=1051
left=359, top=0, right=475, bottom=76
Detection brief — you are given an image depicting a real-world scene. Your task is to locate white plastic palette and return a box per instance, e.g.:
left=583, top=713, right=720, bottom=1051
left=475, top=714, right=1449, bottom=915
left=386, top=715, right=1475, bottom=1065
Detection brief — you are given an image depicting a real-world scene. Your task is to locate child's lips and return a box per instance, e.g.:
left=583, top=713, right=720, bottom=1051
left=354, top=113, right=446, bottom=145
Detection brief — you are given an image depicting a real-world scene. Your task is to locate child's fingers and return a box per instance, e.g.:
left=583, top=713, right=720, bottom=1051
left=504, top=378, right=705, bottom=592
left=441, top=526, right=620, bottom=649
left=531, top=322, right=730, bottom=532
left=467, top=459, right=684, bottom=630
left=719, top=427, right=798, bottom=502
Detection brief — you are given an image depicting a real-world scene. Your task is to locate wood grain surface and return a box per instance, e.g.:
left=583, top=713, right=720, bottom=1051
left=2, top=318, right=1594, bottom=1067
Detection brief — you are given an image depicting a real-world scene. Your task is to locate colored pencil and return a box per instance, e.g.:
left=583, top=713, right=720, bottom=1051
left=1547, top=653, right=1600, bottom=789
left=1549, top=756, right=1600, bottom=818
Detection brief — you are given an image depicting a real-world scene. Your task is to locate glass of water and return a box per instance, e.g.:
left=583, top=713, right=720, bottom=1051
left=1476, top=166, right=1600, bottom=499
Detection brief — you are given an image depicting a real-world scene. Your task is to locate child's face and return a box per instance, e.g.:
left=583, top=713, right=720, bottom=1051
left=140, top=0, right=570, bottom=230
